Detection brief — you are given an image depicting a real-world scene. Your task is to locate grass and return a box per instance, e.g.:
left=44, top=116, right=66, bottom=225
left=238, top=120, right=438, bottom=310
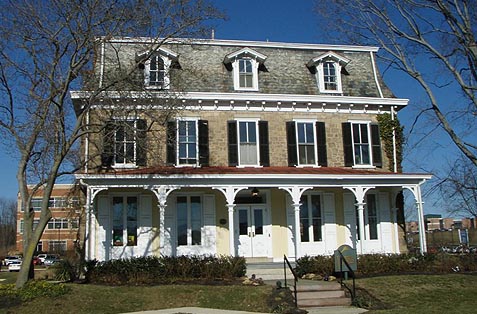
left=0, top=280, right=272, bottom=314
left=353, top=273, right=477, bottom=313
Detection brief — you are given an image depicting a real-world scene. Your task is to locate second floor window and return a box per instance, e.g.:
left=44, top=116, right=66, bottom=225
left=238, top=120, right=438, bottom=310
left=286, top=121, right=327, bottom=167
left=342, top=122, right=382, bottom=168
left=228, top=120, right=269, bottom=167
left=167, top=119, right=209, bottom=167
left=102, top=119, right=147, bottom=168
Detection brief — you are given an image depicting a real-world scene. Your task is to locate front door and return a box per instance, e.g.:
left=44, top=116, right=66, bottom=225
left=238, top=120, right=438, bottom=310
left=236, top=205, right=269, bottom=257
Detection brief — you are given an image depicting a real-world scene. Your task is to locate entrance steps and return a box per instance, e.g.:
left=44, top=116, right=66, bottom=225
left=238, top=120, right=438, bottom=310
left=246, top=261, right=351, bottom=308
left=292, top=281, right=351, bottom=308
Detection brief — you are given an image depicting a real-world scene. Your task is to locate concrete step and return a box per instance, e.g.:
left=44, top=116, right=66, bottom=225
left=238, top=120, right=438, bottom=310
left=246, top=262, right=295, bottom=281
left=297, top=289, right=345, bottom=300
left=293, top=282, right=342, bottom=292
left=298, top=297, right=352, bottom=308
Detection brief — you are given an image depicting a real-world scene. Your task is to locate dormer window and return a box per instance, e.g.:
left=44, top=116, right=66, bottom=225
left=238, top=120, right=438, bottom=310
left=224, top=48, right=267, bottom=91
left=137, top=47, right=178, bottom=90
left=307, top=51, right=350, bottom=94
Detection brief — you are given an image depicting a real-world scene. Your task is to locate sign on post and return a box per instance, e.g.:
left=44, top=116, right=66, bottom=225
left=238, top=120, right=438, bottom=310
left=334, top=244, right=357, bottom=273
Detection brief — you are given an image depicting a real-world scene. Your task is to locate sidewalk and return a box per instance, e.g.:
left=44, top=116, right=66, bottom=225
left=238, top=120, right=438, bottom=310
left=125, top=306, right=367, bottom=314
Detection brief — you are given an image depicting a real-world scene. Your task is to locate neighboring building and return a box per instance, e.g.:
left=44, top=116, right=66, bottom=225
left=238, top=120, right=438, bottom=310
left=422, top=215, right=477, bottom=232
left=72, top=38, right=431, bottom=262
left=16, top=184, right=82, bottom=254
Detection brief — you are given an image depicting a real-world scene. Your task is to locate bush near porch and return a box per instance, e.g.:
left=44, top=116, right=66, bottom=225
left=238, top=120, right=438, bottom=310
left=85, top=255, right=246, bottom=285
left=295, top=253, right=477, bottom=278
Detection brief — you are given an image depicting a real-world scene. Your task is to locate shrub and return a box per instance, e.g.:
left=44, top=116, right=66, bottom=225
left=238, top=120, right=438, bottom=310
left=0, top=281, right=70, bottom=306
left=295, top=255, right=334, bottom=277
left=86, top=255, right=246, bottom=285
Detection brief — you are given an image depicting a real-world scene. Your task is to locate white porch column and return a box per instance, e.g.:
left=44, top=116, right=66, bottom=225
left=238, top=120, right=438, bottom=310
left=227, top=204, right=236, bottom=256
left=404, top=184, right=428, bottom=255
left=292, top=202, right=302, bottom=258
left=84, top=186, right=92, bottom=261
left=356, top=202, right=366, bottom=254
left=214, top=186, right=247, bottom=257
left=279, top=186, right=312, bottom=259
left=150, top=186, right=180, bottom=254
left=343, top=185, right=374, bottom=255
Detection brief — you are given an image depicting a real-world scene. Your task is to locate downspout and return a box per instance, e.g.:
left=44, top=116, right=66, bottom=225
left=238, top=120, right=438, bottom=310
left=99, top=41, right=105, bottom=88
left=370, top=51, right=384, bottom=98
left=84, top=109, right=89, bottom=173
left=391, top=106, right=398, bottom=173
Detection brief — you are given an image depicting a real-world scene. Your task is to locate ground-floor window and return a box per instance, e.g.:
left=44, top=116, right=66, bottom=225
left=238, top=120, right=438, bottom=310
left=177, top=195, right=202, bottom=246
left=112, top=196, right=138, bottom=246
left=300, top=194, right=323, bottom=242
left=49, top=240, right=66, bottom=253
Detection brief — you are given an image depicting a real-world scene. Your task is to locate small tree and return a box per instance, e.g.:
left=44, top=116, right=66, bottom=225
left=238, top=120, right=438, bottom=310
left=0, top=198, right=17, bottom=255
left=0, top=0, right=222, bottom=288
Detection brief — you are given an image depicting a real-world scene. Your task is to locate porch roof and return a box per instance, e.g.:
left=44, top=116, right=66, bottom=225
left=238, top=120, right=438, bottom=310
left=76, top=166, right=431, bottom=188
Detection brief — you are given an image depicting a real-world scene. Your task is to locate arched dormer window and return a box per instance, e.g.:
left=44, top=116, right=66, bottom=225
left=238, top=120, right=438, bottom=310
left=307, top=51, right=350, bottom=94
left=224, top=48, right=267, bottom=91
left=137, top=47, right=178, bottom=90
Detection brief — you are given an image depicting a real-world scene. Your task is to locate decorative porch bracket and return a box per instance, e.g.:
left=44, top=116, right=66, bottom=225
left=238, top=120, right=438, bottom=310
left=343, top=185, right=375, bottom=254
left=213, top=186, right=248, bottom=256
left=403, top=184, right=427, bottom=254
left=279, top=186, right=312, bottom=259
left=149, top=186, right=181, bottom=251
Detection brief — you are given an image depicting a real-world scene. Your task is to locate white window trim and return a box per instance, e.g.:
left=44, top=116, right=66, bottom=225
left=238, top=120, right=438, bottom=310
left=232, top=57, right=259, bottom=91
left=235, top=118, right=261, bottom=167
left=348, top=120, right=375, bottom=169
left=175, top=118, right=199, bottom=167
left=316, top=61, right=343, bottom=94
left=144, top=54, right=172, bottom=90
left=293, top=119, right=319, bottom=167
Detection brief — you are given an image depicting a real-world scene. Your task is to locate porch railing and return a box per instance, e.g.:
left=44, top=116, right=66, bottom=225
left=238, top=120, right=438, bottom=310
left=283, top=255, right=298, bottom=308
left=336, top=250, right=356, bottom=302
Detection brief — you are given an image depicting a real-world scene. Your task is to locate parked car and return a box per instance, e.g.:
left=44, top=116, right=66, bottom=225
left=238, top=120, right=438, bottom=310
left=3, top=256, right=22, bottom=266
left=44, top=256, right=61, bottom=266
left=8, top=260, right=22, bottom=272
left=37, top=254, right=48, bottom=264
left=32, top=256, right=41, bottom=265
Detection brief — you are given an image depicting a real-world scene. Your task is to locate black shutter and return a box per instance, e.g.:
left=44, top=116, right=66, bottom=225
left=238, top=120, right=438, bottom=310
left=228, top=121, right=238, bottom=166
left=371, top=124, right=382, bottom=168
left=136, top=119, right=147, bottom=166
left=166, top=121, right=176, bottom=165
left=101, top=121, right=115, bottom=168
left=258, top=121, right=270, bottom=167
left=286, top=121, right=297, bottom=166
left=342, top=122, right=353, bottom=167
left=198, top=120, right=209, bottom=166
left=316, top=122, right=327, bottom=167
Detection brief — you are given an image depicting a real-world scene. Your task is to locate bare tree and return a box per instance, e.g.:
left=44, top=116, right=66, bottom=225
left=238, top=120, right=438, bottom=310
left=0, top=198, right=17, bottom=255
left=315, top=0, right=476, bottom=216
left=0, top=0, right=222, bottom=288
left=439, top=156, right=477, bottom=217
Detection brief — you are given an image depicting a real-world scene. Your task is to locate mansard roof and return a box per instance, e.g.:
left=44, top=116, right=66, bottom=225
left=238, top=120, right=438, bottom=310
left=93, top=37, right=395, bottom=98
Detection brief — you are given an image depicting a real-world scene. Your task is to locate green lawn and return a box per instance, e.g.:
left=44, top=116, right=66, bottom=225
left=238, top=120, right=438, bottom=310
left=354, top=273, right=477, bottom=314
left=2, top=271, right=477, bottom=314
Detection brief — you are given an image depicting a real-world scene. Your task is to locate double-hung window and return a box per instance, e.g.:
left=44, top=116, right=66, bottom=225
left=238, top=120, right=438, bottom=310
left=147, top=55, right=165, bottom=87
left=342, top=121, right=382, bottom=168
left=286, top=121, right=327, bottom=167
left=228, top=120, right=269, bottom=167
left=112, top=196, right=138, bottom=247
left=177, top=195, right=202, bottom=246
left=238, top=58, right=254, bottom=89
left=178, top=120, right=198, bottom=165
left=140, top=48, right=177, bottom=90
left=167, top=119, right=209, bottom=167
left=307, top=51, right=349, bottom=94
left=300, top=194, right=323, bottom=242
left=323, top=61, right=338, bottom=91
left=102, top=119, right=147, bottom=168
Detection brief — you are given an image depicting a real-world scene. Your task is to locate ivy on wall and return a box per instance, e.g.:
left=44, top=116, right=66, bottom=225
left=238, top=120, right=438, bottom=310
left=377, top=113, right=404, bottom=172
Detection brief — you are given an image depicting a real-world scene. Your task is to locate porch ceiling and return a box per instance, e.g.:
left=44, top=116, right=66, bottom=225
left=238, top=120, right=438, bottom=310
left=76, top=166, right=431, bottom=188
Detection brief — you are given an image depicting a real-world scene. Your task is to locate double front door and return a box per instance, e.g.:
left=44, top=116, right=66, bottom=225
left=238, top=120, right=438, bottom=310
left=235, top=205, right=270, bottom=257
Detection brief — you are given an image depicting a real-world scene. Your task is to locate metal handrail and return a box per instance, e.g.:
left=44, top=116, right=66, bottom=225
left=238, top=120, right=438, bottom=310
left=283, top=255, right=298, bottom=308
left=336, top=250, right=356, bottom=301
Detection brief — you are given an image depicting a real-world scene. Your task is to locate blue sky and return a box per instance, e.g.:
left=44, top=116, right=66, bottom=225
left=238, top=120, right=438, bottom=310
left=0, top=0, right=454, bottom=216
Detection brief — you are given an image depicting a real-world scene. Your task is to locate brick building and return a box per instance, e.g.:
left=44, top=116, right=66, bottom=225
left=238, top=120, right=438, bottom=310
left=16, top=184, right=82, bottom=254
